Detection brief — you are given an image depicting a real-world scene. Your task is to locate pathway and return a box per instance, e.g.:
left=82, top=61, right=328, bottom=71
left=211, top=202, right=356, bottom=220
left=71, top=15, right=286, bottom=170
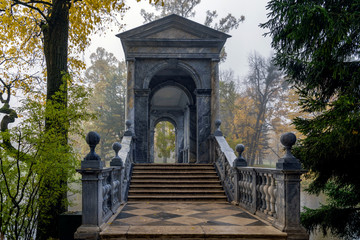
left=100, top=202, right=287, bottom=239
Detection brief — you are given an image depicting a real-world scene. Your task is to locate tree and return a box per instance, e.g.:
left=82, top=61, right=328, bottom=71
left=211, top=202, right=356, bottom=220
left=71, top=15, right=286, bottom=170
left=265, top=88, right=303, bottom=166
left=140, top=0, right=244, bottom=61
left=219, top=57, right=287, bottom=167
left=0, top=80, right=91, bottom=239
left=219, top=70, right=239, bottom=138
left=84, top=47, right=127, bottom=160
left=261, top=1, right=360, bottom=238
left=140, top=0, right=244, bottom=29
left=0, top=0, right=162, bottom=238
left=245, top=53, right=283, bottom=166
left=154, top=121, right=175, bottom=163
left=141, top=0, right=200, bottom=21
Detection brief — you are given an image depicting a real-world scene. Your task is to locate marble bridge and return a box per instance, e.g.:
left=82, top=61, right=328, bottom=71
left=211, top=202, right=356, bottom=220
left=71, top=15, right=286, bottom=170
left=74, top=15, right=309, bottom=240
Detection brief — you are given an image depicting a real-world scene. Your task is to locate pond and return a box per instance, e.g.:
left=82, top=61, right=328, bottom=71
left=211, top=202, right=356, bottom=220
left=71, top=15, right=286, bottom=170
left=301, top=189, right=342, bottom=240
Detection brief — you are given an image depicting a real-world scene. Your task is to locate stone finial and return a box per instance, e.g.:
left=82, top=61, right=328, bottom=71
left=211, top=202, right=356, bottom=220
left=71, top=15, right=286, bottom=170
left=126, top=120, right=131, bottom=129
left=276, top=132, right=301, bottom=170
left=233, top=144, right=247, bottom=167
left=110, top=142, right=123, bottom=167
left=82, top=131, right=103, bottom=169
left=280, top=132, right=297, bottom=158
left=124, top=120, right=133, bottom=136
left=84, top=131, right=101, bottom=161
left=214, top=119, right=223, bottom=136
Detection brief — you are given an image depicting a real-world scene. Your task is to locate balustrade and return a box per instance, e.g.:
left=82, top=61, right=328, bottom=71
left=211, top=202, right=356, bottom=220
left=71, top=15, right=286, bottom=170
left=212, top=120, right=308, bottom=240
left=75, top=121, right=135, bottom=240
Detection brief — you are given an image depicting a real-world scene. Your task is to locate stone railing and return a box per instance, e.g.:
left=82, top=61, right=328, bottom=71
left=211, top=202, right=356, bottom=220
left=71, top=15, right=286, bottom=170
left=212, top=120, right=308, bottom=240
left=74, top=121, right=135, bottom=240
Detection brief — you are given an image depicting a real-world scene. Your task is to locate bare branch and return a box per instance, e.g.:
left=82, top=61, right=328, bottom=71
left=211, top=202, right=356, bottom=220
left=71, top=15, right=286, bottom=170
left=11, top=0, right=49, bottom=22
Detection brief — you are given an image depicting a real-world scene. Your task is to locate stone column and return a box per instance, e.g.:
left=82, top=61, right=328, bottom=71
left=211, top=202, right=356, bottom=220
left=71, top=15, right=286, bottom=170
left=134, top=89, right=150, bottom=163
left=126, top=58, right=135, bottom=125
left=149, top=129, right=155, bottom=163
left=189, top=105, right=197, bottom=163
left=195, top=89, right=212, bottom=163
left=210, top=58, right=220, bottom=134
left=183, top=106, right=190, bottom=163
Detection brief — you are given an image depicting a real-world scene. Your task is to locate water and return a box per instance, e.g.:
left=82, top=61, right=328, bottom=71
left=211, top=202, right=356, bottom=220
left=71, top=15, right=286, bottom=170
left=301, top=189, right=342, bottom=240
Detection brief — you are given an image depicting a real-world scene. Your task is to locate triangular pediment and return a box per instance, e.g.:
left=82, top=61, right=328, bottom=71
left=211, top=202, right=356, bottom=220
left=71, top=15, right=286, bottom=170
left=117, top=14, right=230, bottom=59
left=144, top=27, right=201, bottom=40
left=117, top=14, right=230, bottom=40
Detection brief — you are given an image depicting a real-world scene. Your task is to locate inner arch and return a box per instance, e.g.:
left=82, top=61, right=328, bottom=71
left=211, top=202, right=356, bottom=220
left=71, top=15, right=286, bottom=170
left=151, top=86, right=189, bottom=110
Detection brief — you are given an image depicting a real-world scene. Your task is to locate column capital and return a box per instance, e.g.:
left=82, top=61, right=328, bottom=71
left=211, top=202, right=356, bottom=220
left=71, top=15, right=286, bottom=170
left=134, top=88, right=150, bottom=97
left=126, top=57, right=136, bottom=62
left=194, top=89, right=211, bottom=96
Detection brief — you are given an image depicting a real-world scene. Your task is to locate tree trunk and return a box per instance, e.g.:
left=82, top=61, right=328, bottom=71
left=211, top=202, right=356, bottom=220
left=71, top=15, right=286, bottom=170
left=37, top=0, right=69, bottom=239
left=248, top=104, right=265, bottom=166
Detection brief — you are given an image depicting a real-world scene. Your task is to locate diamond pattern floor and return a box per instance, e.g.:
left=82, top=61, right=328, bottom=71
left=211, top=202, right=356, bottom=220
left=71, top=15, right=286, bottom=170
left=101, top=203, right=287, bottom=239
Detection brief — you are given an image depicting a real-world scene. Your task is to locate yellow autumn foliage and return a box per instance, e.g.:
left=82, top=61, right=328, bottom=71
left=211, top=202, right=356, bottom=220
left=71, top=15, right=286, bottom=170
left=0, top=0, right=163, bottom=97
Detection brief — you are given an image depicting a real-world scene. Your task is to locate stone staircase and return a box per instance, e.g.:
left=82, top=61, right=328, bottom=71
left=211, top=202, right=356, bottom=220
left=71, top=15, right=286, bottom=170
left=127, top=164, right=228, bottom=202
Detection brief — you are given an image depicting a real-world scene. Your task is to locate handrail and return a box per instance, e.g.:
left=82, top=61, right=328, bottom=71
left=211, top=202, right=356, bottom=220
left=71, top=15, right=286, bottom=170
left=212, top=120, right=309, bottom=240
left=118, top=135, right=134, bottom=203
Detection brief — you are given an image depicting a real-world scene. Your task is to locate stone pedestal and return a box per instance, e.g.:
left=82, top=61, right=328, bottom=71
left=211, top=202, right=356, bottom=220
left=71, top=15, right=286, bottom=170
left=275, top=170, right=309, bottom=240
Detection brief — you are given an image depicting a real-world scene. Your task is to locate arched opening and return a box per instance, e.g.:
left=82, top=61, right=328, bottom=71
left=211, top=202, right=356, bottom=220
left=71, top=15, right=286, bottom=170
left=154, top=121, right=176, bottom=163
left=148, top=67, right=197, bottom=163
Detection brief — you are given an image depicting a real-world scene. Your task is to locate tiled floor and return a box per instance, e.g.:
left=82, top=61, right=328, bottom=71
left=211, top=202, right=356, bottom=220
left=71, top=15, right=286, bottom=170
left=113, top=202, right=266, bottom=227
left=101, top=202, right=287, bottom=239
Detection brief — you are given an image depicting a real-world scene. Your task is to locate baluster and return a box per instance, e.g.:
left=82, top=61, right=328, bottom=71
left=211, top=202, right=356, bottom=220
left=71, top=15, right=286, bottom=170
left=110, top=142, right=122, bottom=209
left=264, top=173, right=271, bottom=214
left=239, top=171, right=245, bottom=203
left=248, top=171, right=253, bottom=205
left=268, top=174, right=276, bottom=216
left=102, top=173, right=111, bottom=217
left=112, top=169, right=121, bottom=208
left=256, top=172, right=262, bottom=210
left=241, top=171, right=246, bottom=204
left=260, top=173, right=266, bottom=211
left=245, top=171, right=251, bottom=205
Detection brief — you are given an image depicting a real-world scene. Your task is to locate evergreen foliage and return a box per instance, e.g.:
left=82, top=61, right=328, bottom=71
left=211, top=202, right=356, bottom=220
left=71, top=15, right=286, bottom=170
left=261, top=0, right=360, bottom=238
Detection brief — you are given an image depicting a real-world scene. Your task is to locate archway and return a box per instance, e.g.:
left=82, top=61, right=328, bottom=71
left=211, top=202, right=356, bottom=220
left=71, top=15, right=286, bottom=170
left=149, top=76, right=196, bottom=163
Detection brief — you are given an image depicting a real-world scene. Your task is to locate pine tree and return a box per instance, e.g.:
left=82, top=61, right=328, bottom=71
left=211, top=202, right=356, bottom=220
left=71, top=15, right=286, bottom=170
left=261, top=1, right=360, bottom=238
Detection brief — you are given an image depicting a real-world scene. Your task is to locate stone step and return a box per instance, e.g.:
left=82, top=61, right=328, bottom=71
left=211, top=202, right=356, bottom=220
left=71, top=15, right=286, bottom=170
left=133, top=167, right=215, bottom=171
left=129, top=189, right=224, bottom=196
left=128, top=163, right=227, bottom=203
left=133, top=164, right=214, bottom=170
left=100, top=227, right=287, bottom=240
left=134, top=164, right=213, bottom=166
left=129, top=189, right=225, bottom=194
left=132, top=170, right=217, bottom=174
left=129, top=194, right=226, bottom=198
left=128, top=194, right=228, bottom=200
left=131, top=175, right=219, bottom=179
left=130, top=184, right=223, bottom=189
left=130, top=179, right=221, bottom=184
